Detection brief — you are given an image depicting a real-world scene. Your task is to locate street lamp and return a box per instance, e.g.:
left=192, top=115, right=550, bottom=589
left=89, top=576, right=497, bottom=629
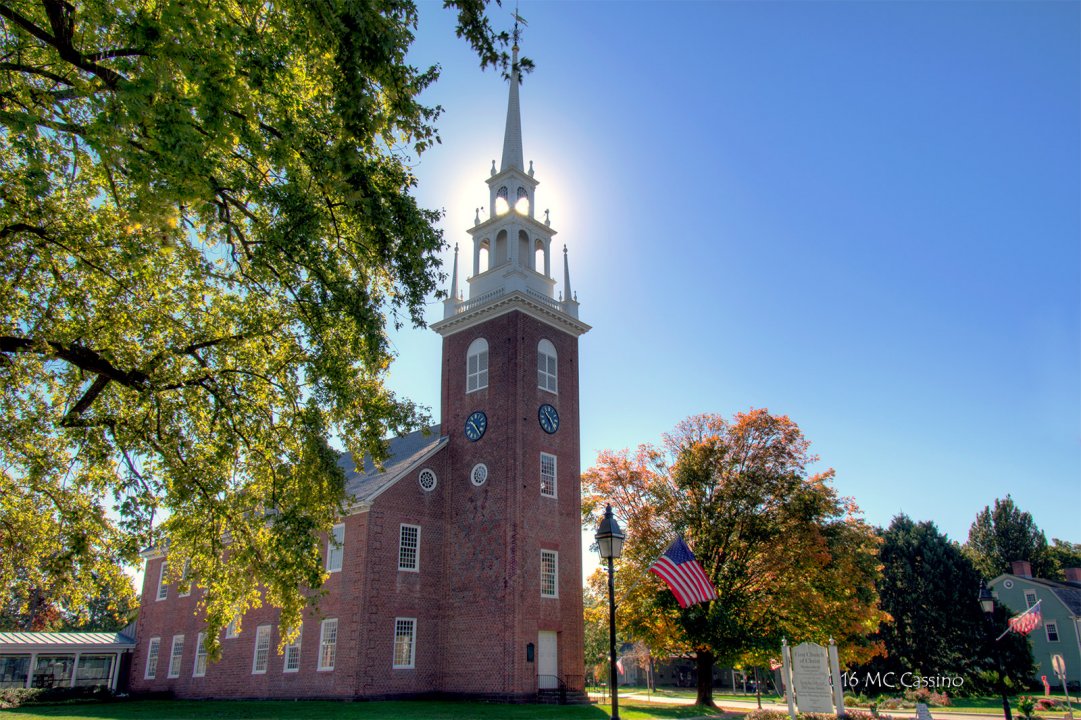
left=979, top=582, right=1013, bottom=720
left=596, top=504, right=625, bottom=720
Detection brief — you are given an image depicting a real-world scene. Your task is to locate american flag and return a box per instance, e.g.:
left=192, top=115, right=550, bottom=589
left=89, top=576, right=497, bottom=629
left=649, top=536, right=717, bottom=609
left=1006, top=599, right=1042, bottom=636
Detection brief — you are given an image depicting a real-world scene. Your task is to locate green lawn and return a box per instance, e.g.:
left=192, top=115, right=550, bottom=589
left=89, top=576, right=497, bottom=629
left=0, top=699, right=731, bottom=720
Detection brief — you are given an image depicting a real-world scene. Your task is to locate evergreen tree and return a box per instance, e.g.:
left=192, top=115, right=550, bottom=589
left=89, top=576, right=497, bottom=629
left=965, top=496, right=1055, bottom=580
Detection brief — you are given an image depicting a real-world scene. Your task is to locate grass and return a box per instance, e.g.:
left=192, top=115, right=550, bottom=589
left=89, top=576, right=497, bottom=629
left=0, top=698, right=733, bottom=720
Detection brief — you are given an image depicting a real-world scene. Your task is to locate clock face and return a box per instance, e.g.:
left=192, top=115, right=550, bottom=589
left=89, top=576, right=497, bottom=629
left=538, top=404, right=559, bottom=434
left=464, top=411, right=488, bottom=441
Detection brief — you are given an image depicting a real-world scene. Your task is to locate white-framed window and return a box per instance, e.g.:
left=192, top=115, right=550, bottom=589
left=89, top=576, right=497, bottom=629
left=540, top=453, right=557, bottom=498
left=252, top=624, right=271, bottom=674
left=538, top=339, right=558, bottom=393
left=145, top=637, right=160, bottom=679
left=225, top=617, right=239, bottom=639
left=1046, top=621, right=1060, bottom=642
left=193, top=632, right=208, bottom=677
left=418, top=468, right=437, bottom=492
left=167, top=634, right=184, bottom=678
left=541, top=550, right=558, bottom=598
left=156, top=561, right=168, bottom=601
left=318, top=618, right=337, bottom=671
left=1025, top=590, right=1038, bottom=608
left=399, top=524, right=420, bottom=572
left=393, top=618, right=416, bottom=669
left=326, top=523, right=345, bottom=573
left=466, top=338, right=489, bottom=392
left=179, top=560, right=192, bottom=598
left=283, top=627, right=302, bottom=673
left=471, top=463, right=488, bottom=486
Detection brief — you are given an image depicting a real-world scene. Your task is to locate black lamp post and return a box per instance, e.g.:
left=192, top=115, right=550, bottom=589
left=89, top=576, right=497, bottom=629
left=596, top=504, right=625, bottom=720
left=979, top=582, right=1013, bottom=720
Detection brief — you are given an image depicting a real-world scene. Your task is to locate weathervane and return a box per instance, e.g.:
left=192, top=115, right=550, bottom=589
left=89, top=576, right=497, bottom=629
left=512, top=3, right=527, bottom=47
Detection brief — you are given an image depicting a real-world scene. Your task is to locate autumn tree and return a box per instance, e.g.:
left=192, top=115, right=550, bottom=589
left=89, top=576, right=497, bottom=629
left=1, top=0, right=520, bottom=654
left=964, top=496, right=1056, bottom=581
left=582, top=410, right=886, bottom=707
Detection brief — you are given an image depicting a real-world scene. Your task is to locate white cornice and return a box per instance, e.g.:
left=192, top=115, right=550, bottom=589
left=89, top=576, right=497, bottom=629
left=469, top=210, right=556, bottom=237
left=431, top=290, right=591, bottom=338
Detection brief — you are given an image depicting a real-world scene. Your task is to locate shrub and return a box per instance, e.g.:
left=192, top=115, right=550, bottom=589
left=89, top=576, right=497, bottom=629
left=1016, top=696, right=1039, bottom=720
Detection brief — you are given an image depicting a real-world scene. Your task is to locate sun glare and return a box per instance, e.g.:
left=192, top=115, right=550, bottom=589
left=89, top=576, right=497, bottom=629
left=494, top=196, right=510, bottom=215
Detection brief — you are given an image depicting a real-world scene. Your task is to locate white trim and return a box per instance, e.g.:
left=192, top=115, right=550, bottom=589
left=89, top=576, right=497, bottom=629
left=156, top=561, right=168, bottom=601
left=178, top=560, right=192, bottom=598
left=418, top=468, right=438, bottom=492
left=326, top=523, right=345, bottom=573
left=283, top=627, right=302, bottom=673
left=431, top=290, right=591, bottom=338
left=541, top=550, right=559, bottom=599
left=318, top=618, right=337, bottom=671
left=251, top=625, right=271, bottom=674
left=167, top=635, right=183, bottom=678
left=193, top=632, right=207, bottom=677
left=466, top=337, right=489, bottom=393
left=144, top=637, right=160, bottom=679
left=398, top=524, right=421, bottom=572
left=225, top=618, right=239, bottom=639
left=392, top=618, right=416, bottom=669
left=537, top=339, right=558, bottom=393
left=540, top=452, right=557, bottom=498
left=1045, top=620, right=1060, bottom=643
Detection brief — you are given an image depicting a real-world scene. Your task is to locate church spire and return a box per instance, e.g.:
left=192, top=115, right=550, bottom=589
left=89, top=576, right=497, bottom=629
left=500, top=40, right=524, bottom=172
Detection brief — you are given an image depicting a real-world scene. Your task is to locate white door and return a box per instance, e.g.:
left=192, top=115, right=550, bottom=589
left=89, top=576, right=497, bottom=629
left=537, top=631, right=558, bottom=689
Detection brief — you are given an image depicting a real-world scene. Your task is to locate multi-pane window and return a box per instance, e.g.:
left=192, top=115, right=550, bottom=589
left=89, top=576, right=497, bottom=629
left=540, top=453, right=557, bottom=498
left=156, top=561, right=168, bottom=601
left=193, top=632, right=207, bottom=677
left=466, top=338, right=489, bottom=392
left=399, top=524, right=420, bottom=572
left=145, top=637, right=160, bottom=679
left=541, top=550, right=558, bottom=598
left=318, top=619, right=338, bottom=671
left=179, top=560, right=192, bottom=597
left=393, top=618, right=416, bottom=669
left=284, top=627, right=302, bottom=673
left=252, top=625, right=271, bottom=674
left=1046, top=621, right=1060, bottom=642
left=1024, top=590, right=1038, bottom=608
left=326, top=523, right=345, bottom=573
left=167, top=635, right=184, bottom=678
left=538, top=339, right=558, bottom=393
left=225, top=618, right=239, bottom=639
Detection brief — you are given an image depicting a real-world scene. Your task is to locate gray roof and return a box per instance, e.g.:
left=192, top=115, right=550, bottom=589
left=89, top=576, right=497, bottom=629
left=992, top=574, right=1081, bottom=616
left=339, top=425, right=446, bottom=504
left=0, top=631, right=135, bottom=651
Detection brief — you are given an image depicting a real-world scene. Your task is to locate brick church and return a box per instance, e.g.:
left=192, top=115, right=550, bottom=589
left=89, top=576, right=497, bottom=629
left=129, top=44, right=589, bottom=701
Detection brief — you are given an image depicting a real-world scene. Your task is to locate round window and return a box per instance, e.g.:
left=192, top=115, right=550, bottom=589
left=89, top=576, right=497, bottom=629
left=471, top=463, right=488, bottom=487
left=1003, top=579, right=1014, bottom=589
left=418, top=468, right=437, bottom=492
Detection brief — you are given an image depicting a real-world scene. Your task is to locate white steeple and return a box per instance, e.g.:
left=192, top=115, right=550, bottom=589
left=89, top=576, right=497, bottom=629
left=500, top=44, right=524, bottom=173
left=433, top=34, right=587, bottom=337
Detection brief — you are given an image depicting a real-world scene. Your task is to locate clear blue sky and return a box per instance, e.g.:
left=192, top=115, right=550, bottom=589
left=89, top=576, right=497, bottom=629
left=386, top=1, right=1080, bottom=549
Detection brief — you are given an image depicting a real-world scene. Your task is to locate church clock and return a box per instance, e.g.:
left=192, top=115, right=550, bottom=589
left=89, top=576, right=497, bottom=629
left=538, top=404, right=559, bottom=434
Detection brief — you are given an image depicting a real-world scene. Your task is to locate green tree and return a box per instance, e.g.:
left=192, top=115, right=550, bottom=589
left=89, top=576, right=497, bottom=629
left=1, top=0, right=518, bottom=656
left=964, top=496, right=1056, bottom=581
left=582, top=410, right=886, bottom=707
left=856, top=515, right=1032, bottom=693
left=1048, top=539, right=1081, bottom=577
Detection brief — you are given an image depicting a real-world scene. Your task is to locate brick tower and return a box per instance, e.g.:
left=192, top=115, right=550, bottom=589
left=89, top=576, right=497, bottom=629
left=430, top=40, right=589, bottom=700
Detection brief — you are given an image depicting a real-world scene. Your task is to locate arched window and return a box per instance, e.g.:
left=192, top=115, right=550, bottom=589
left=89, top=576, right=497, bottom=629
left=515, top=186, right=529, bottom=214
left=495, top=186, right=509, bottom=215
left=467, top=338, right=489, bottom=392
left=537, top=339, right=557, bottom=393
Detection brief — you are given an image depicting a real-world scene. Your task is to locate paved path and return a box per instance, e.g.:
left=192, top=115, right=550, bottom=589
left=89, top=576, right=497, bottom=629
left=593, top=690, right=1040, bottom=720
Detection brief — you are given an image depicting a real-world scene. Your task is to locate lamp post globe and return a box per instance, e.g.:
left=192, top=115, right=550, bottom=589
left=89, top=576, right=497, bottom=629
left=595, top=504, right=625, bottom=720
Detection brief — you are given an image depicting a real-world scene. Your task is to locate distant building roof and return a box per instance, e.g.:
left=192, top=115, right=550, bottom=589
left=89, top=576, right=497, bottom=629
left=990, top=574, right=1081, bottom=616
left=340, top=425, right=446, bottom=505
left=0, top=631, right=135, bottom=652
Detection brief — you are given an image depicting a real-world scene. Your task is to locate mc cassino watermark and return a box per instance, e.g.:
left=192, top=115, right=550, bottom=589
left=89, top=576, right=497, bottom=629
left=840, top=672, right=964, bottom=690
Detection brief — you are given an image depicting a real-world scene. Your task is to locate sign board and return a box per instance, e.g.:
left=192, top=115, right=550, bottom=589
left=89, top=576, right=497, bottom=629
left=1052, top=654, right=1066, bottom=678
left=791, top=642, right=834, bottom=714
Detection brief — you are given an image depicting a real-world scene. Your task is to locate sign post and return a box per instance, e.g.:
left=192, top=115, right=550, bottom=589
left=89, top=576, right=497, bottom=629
left=1051, top=655, right=1073, bottom=719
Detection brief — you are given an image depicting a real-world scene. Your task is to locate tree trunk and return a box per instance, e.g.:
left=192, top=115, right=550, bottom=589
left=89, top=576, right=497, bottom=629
left=695, top=650, right=716, bottom=707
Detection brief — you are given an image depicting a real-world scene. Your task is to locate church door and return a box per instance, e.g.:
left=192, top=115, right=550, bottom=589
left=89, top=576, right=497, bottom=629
left=537, top=631, right=558, bottom=689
